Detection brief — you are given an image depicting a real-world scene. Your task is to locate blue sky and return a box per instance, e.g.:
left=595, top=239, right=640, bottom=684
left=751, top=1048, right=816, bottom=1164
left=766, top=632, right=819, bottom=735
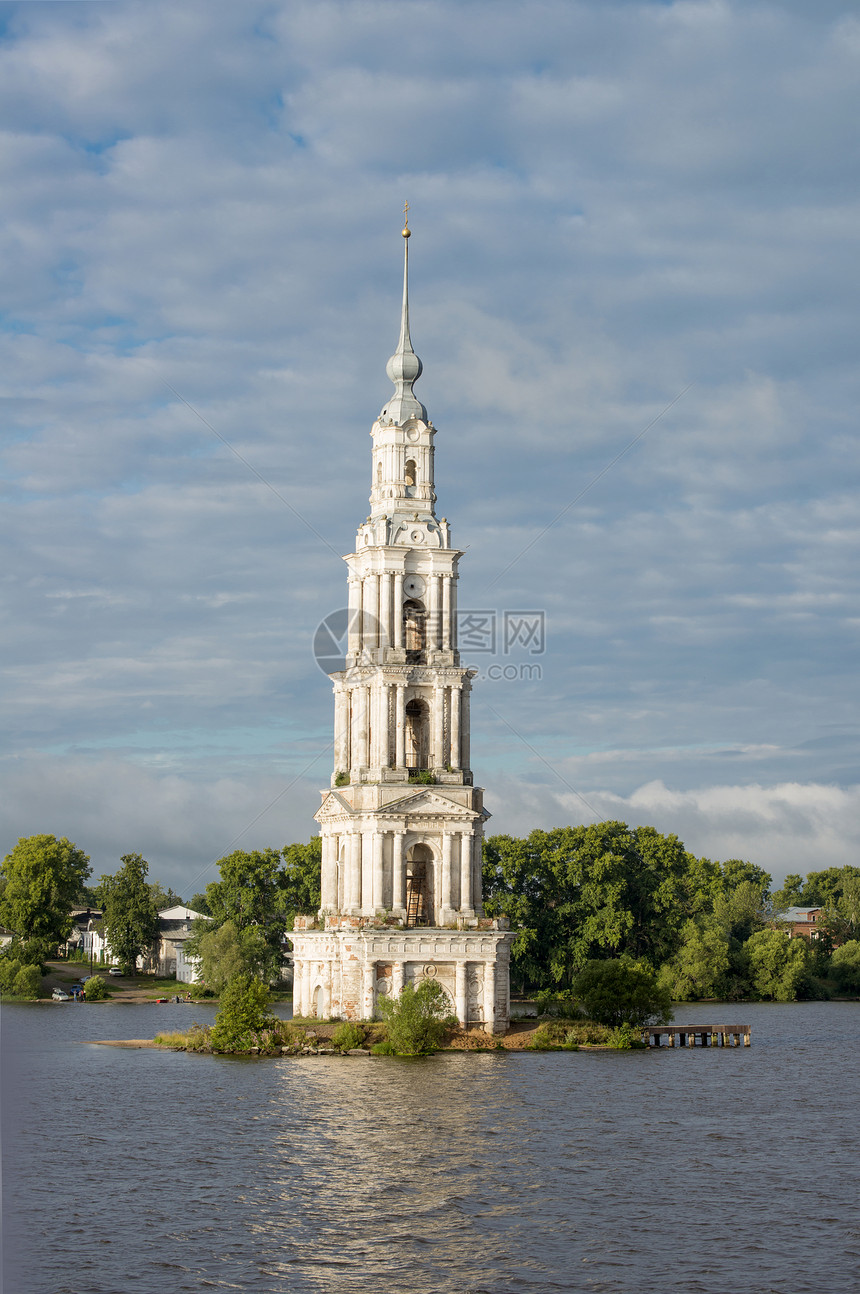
left=2, top=0, right=859, bottom=894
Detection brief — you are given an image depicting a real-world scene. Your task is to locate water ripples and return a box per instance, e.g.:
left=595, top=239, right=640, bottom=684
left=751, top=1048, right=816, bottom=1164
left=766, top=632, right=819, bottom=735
left=2, top=1001, right=859, bottom=1292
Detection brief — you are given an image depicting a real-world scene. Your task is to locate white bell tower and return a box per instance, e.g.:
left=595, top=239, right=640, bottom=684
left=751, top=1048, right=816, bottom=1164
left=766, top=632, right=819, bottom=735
left=290, top=215, right=514, bottom=1032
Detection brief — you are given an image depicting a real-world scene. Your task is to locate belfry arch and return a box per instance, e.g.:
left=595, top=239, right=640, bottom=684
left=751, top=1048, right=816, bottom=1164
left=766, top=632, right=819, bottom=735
left=404, top=697, right=429, bottom=769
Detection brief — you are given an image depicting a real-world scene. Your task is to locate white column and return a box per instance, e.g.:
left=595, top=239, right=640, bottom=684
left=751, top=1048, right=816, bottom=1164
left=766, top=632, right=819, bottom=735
left=460, top=832, right=473, bottom=914
left=432, top=685, right=444, bottom=769
left=483, top=960, right=496, bottom=1034
left=335, top=837, right=344, bottom=910
left=428, top=573, right=441, bottom=650
left=455, top=960, right=468, bottom=1027
left=364, top=574, right=379, bottom=650
left=372, top=831, right=384, bottom=913
left=394, top=830, right=407, bottom=913
left=361, top=832, right=373, bottom=912
left=393, top=573, right=404, bottom=649
left=379, top=683, right=391, bottom=768
left=293, top=958, right=303, bottom=1017
left=369, top=684, right=381, bottom=768
left=347, top=576, right=361, bottom=656
left=461, top=685, right=471, bottom=772
left=441, top=832, right=452, bottom=916
left=321, top=834, right=336, bottom=909
left=442, top=575, right=452, bottom=650
left=334, top=686, right=350, bottom=775
left=380, top=572, right=392, bottom=648
left=450, top=687, right=461, bottom=770
left=451, top=574, right=458, bottom=649
left=392, top=961, right=404, bottom=999
left=473, top=832, right=484, bottom=915
left=395, top=684, right=406, bottom=768
left=363, top=962, right=376, bottom=1020
left=348, top=832, right=362, bottom=912
left=356, top=686, right=369, bottom=768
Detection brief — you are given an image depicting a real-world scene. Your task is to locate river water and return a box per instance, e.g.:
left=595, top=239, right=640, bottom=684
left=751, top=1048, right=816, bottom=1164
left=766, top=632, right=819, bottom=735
left=2, top=999, right=858, bottom=1293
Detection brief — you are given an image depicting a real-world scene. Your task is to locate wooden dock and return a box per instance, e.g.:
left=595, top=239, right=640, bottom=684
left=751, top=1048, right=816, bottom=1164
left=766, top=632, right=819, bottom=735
left=642, top=1025, right=750, bottom=1048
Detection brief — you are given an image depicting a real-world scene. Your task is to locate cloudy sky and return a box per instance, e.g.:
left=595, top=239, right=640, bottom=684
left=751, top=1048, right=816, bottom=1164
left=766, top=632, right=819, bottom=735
left=2, top=0, right=858, bottom=895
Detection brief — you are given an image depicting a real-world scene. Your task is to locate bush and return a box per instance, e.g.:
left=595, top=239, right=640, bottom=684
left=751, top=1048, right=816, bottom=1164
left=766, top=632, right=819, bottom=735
left=607, top=1023, right=646, bottom=1049
left=84, top=975, right=108, bottom=1001
left=376, top=980, right=456, bottom=1055
left=331, top=1022, right=366, bottom=1051
left=572, top=959, right=673, bottom=1027
left=209, top=973, right=272, bottom=1052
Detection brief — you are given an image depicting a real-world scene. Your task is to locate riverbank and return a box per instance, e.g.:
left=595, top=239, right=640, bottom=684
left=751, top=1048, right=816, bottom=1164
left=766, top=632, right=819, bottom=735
left=91, top=1020, right=617, bottom=1052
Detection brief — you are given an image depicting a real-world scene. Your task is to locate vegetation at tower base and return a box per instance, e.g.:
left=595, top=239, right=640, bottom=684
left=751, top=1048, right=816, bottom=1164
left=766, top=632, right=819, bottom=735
left=0, top=834, right=91, bottom=963
left=375, top=980, right=458, bottom=1056
left=209, top=973, right=273, bottom=1052
left=101, top=854, right=161, bottom=975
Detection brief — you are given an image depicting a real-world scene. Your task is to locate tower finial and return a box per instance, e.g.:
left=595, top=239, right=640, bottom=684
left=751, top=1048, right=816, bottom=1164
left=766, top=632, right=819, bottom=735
left=381, top=206, right=427, bottom=424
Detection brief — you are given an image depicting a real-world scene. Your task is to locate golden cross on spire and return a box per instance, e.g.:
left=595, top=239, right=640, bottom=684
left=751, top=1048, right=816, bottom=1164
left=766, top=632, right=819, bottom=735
left=402, top=200, right=411, bottom=238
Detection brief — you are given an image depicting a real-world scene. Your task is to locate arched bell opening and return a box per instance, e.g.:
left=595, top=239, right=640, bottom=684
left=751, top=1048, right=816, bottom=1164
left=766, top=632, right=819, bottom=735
left=404, top=599, right=426, bottom=662
left=404, top=457, right=417, bottom=492
left=405, top=843, right=434, bottom=927
left=405, top=698, right=429, bottom=770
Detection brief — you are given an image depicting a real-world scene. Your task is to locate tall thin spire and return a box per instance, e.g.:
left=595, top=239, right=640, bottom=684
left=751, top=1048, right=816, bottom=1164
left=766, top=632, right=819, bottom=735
left=380, top=204, right=427, bottom=424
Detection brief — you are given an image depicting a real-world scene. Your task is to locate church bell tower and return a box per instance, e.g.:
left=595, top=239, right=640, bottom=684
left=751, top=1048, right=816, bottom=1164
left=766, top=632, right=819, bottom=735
left=290, top=216, right=514, bottom=1032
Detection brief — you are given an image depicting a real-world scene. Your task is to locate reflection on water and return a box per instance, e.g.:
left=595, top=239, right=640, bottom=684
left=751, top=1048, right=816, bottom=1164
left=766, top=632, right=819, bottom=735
left=2, top=1000, right=860, bottom=1293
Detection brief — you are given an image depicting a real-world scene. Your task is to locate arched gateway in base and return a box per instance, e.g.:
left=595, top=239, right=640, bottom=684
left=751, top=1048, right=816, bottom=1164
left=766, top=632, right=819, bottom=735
left=290, top=220, right=515, bottom=1033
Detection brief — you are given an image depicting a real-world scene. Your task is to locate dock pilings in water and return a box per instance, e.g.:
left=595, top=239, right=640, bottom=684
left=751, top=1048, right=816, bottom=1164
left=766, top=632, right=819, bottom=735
left=642, top=1025, right=751, bottom=1048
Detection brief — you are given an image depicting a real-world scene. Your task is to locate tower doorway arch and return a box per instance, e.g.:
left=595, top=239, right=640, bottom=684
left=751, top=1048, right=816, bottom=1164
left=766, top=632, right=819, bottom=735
left=405, top=843, right=434, bottom=927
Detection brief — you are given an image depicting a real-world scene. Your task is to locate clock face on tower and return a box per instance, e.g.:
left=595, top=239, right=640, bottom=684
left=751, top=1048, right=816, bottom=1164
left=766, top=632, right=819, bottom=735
left=403, top=574, right=425, bottom=598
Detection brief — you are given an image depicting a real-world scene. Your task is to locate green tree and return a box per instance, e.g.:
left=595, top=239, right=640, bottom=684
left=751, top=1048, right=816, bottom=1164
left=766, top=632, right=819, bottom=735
left=190, top=848, right=293, bottom=981
left=572, top=958, right=673, bottom=1027
left=829, top=940, right=860, bottom=993
left=376, top=980, right=456, bottom=1054
left=0, top=962, right=41, bottom=998
left=281, top=838, right=322, bottom=926
left=194, top=918, right=277, bottom=993
left=771, top=873, right=804, bottom=912
left=720, top=859, right=772, bottom=900
left=101, top=854, right=161, bottom=974
left=483, top=822, right=693, bottom=991
left=800, top=865, right=860, bottom=908
left=745, top=929, right=816, bottom=1001
left=209, top=973, right=272, bottom=1052
left=0, top=835, right=91, bottom=954
left=148, top=882, right=184, bottom=910
left=188, top=892, right=212, bottom=916
left=657, top=918, right=731, bottom=1001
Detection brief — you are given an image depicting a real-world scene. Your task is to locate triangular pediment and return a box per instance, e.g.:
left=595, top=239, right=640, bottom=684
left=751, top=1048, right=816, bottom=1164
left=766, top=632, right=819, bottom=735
left=315, top=790, right=357, bottom=822
left=383, top=788, right=478, bottom=818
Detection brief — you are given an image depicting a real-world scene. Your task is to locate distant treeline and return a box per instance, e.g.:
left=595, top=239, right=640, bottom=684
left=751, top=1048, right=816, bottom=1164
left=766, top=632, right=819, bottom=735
left=2, top=827, right=859, bottom=1002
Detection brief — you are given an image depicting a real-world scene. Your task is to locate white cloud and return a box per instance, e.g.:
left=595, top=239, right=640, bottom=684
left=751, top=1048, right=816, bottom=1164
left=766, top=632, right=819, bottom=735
left=1, top=0, right=859, bottom=883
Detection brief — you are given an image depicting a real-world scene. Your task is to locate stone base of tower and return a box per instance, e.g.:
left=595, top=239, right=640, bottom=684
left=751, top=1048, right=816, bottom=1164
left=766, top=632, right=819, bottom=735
left=290, top=924, right=516, bottom=1035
